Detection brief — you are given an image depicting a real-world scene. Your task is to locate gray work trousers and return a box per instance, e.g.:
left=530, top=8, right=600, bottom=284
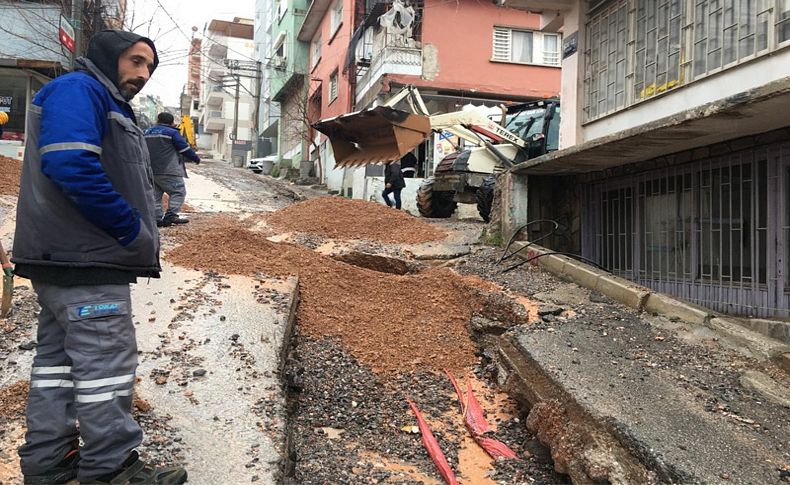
left=18, top=281, right=141, bottom=481
left=153, top=174, right=186, bottom=220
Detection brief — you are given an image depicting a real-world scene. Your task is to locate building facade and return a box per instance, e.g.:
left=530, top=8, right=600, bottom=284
left=268, top=0, right=310, bottom=172
left=501, top=0, right=790, bottom=318
left=200, top=18, right=257, bottom=164
left=254, top=0, right=280, bottom=158
left=292, top=0, right=561, bottom=206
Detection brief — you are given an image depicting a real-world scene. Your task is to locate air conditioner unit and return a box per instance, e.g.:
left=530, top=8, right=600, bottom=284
left=272, top=56, right=285, bottom=68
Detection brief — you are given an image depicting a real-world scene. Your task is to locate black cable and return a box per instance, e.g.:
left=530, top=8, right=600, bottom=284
left=497, top=219, right=559, bottom=264
left=494, top=218, right=609, bottom=275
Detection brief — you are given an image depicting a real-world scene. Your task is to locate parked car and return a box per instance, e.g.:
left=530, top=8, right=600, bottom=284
left=248, top=156, right=276, bottom=174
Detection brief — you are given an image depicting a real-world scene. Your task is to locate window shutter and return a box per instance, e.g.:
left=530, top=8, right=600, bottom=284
left=493, top=27, right=511, bottom=61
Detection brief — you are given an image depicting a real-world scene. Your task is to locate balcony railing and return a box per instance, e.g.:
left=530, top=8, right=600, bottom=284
left=356, top=44, right=422, bottom=104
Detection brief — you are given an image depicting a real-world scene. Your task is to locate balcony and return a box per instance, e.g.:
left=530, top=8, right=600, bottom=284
left=356, top=44, right=422, bottom=105
left=204, top=110, right=225, bottom=132
left=208, top=62, right=227, bottom=80
left=208, top=38, right=228, bottom=58
left=206, top=87, right=225, bottom=107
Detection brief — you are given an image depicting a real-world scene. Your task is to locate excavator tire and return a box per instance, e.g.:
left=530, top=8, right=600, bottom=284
left=476, top=175, right=496, bottom=222
left=416, top=178, right=457, bottom=218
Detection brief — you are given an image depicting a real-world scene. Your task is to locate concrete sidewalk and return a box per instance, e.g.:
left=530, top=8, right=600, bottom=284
left=498, top=290, right=790, bottom=484
left=132, top=267, right=297, bottom=484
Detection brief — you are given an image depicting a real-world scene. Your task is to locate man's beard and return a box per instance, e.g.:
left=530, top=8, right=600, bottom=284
left=119, top=79, right=145, bottom=100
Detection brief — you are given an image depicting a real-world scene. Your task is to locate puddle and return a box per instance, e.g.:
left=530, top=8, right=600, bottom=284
left=357, top=450, right=441, bottom=484
left=458, top=434, right=496, bottom=484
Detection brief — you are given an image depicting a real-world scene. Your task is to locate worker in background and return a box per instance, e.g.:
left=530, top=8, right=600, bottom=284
left=12, top=30, right=187, bottom=485
left=0, top=110, right=8, bottom=139
left=400, top=151, right=417, bottom=178
left=382, top=159, right=406, bottom=209
left=144, top=112, right=200, bottom=227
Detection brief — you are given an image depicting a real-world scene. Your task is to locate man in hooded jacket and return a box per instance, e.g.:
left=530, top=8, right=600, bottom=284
left=12, top=30, right=187, bottom=485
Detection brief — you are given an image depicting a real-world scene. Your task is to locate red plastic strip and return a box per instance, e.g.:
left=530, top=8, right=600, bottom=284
left=474, top=435, right=519, bottom=460
left=408, top=400, right=459, bottom=485
left=463, top=378, right=491, bottom=435
left=444, top=369, right=466, bottom=414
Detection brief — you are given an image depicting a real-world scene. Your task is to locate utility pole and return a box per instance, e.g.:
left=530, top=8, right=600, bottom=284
left=251, top=60, right=262, bottom=157
left=71, top=0, right=84, bottom=68
left=232, top=73, right=240, bottom=144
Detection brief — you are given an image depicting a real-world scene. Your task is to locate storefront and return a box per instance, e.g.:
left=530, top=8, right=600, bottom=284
left=0, top=66, right=50, bottom=141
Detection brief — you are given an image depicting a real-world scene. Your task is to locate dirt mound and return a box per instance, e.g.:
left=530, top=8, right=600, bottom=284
left=266, top=196, right=447, bottom=244
left=0, top=381, right=29, bottom=419
left=0, top=156, right=22, bottom=196
left=164, top=216, right=525, bottom=374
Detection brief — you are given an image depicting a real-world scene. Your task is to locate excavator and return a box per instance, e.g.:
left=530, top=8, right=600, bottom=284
left=177, top=115, right=198, bottom=150
left=313, top=87, right=559, bottom=222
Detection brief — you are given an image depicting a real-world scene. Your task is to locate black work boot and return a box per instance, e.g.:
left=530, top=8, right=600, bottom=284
left=80, top=451, right=187, bottom=484
left=156, top=217, right=169, bottom=228
left=162, top=213, right=189, bottom=226
left=23, top=447, right=80, bottom=484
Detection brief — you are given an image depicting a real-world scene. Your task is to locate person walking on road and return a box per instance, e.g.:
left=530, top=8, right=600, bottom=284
left=382, top=159, right=406, bottom=209
left=144, top=112, right=200, bottom=227
left=400, top=151, right=418, bottom=178
left=12, top=30, right=187, bottom=485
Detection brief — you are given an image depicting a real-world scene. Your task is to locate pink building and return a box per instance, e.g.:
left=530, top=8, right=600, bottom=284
left=297, top=0, right=561, bottom=195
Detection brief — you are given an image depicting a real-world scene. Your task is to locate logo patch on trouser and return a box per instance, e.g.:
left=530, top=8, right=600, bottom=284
left=69, top=301, right=128, bottom=320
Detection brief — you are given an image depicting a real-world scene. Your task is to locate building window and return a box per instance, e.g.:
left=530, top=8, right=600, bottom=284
left=272, top=32, right=286, bottom=69
left=331, top=0, right=343, bottom=36
left=584, top=1, right=628, bottom=120
left=584, top=0, right=790, bottom=123
left=634, top=0, right=683, bottom=102
left=329, top=70, right=338, bottom=102
left=492, top=27, right=561, bottom=66
left=781, top=1, right=790, bottom=43
left=277, top=0, right=287, bottom=21
left=543, top=33, right=560, bottom=65
left=311, top=35, right=321, bottom=69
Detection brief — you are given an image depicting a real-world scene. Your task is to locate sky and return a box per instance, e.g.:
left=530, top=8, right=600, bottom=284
left=127, top=0, right=254, bottom=106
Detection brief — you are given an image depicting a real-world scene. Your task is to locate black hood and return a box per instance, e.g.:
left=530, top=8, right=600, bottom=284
left=86, top=30, right=159, bottom=89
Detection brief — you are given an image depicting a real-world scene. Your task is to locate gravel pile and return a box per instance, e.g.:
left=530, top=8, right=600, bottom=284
left=0, top=156, right=22, bottom=196
left=266, top=196, right=447, bottom=244
left=285, top=336, right=568, bottom=484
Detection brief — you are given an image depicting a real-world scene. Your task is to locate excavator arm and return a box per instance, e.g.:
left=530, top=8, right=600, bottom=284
left=313, top=86, right=528, bottom=168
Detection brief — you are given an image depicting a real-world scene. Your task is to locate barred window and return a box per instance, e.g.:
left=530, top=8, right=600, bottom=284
left=634, top=0, right=684, bottom=101
left=583, top=1, right=627, bottom=120
left=584, top=0, right=790, bottom=122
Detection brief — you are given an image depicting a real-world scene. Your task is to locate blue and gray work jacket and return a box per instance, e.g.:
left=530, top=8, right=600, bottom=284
left=12, top=57, right=160, bottom=277
left=143, top=124, right=199, bottom=177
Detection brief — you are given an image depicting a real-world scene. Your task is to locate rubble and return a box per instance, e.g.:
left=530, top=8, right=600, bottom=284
left=284, top=337, right=567, bottom=484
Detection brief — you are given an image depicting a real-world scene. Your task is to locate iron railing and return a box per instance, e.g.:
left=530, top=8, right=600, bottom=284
left=583, top=139, right=790, bottom=317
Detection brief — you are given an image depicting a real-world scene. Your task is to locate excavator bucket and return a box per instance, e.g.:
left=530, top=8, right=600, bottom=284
left=313, top=106, right=432, bottom=168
